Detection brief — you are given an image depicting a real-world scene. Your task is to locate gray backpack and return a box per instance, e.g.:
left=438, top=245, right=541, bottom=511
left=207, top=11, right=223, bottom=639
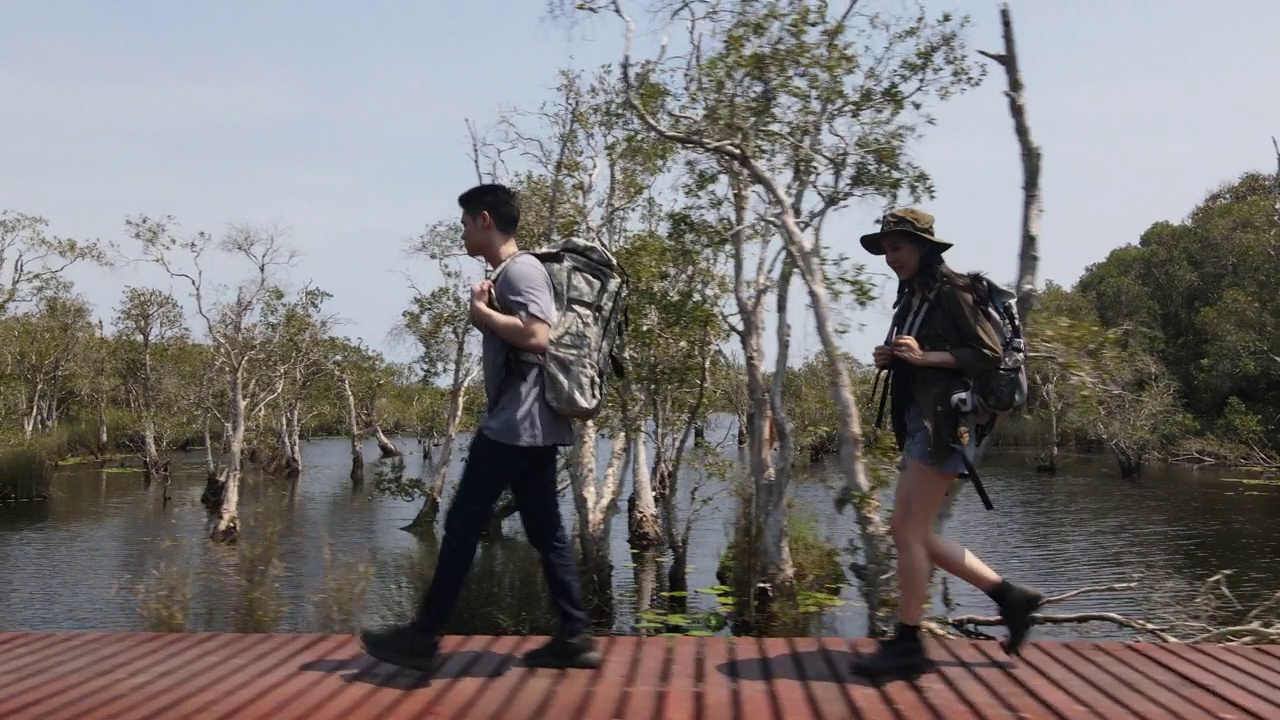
left=490, top=238, right=628, bottom=419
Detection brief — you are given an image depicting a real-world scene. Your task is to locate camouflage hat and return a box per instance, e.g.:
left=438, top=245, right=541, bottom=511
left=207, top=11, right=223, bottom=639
left=859, top=207, right=952, bottom=256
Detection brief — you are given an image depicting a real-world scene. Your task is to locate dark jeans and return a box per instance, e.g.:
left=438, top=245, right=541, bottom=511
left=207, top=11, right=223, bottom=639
left=412, top=431, right=589, bottom=638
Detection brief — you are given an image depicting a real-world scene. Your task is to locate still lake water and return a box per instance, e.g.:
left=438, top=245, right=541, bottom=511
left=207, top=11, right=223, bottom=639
left=3, top=430, right=1279, bottom=640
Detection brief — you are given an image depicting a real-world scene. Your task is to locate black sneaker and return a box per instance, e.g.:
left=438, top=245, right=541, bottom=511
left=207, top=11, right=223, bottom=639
left=359, top=624, right=440, bottom=671
left=850, top=635, right=931, bottom=679
left=999, top=585, right=1044, bottom=656
left=522, top=634, right=603, bottom=669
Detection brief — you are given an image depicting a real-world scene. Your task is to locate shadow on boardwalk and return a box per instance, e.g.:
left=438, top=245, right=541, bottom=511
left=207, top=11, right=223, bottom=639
left=717, top=646, right=1011, bottom=686
left=3, top=632, right=1278, bottom=719
left=300, top=649, right=516, bottom=690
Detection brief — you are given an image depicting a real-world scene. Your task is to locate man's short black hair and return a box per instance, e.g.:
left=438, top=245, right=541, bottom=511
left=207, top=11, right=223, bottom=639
left=458, top=183, right=520, bottom=236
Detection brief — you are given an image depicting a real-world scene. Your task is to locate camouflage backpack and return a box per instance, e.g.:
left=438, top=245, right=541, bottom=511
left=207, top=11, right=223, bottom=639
left=490, top=238, right=628, bottom=420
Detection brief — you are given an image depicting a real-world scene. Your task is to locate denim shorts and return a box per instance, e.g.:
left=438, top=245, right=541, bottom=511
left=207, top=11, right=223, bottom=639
left=897, top=402, right=976, bottom=476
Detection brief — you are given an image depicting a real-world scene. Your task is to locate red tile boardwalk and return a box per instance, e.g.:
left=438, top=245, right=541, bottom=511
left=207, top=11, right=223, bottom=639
left=1, top=631, right=1278, bottom=719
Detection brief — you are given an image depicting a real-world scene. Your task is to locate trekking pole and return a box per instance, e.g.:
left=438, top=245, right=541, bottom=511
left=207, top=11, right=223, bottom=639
left=958, top=449, right=995, bottom=511
left=871, top=328, right=897, bottom=430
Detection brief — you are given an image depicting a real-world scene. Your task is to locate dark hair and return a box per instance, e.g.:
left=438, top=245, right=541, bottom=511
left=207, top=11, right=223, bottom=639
left=457, top=183, right=520, bottom=236
left=893, top=238, right=989, bottom=309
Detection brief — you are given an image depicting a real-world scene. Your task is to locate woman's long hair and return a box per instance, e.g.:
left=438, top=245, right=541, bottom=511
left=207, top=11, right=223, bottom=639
left=892, top=240, right=989, bottom=313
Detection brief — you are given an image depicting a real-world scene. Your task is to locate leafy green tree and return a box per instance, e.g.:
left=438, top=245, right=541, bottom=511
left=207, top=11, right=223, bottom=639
left=554, top=0, right=986, bottom=628
left=327, top=337, right=384, bottom=484
left=1031, top=302, right=1193, bottom=477
left=258, top=286, right=335, bottom=477
left=1075, top=171, right=1280, bottom=456
left=1, top=290, right=95, bottom=438
left=114, top=287, right=188, bottom=481
left=130, top=215, right=300, bottom=543
left=615, top=213, right=729, bottom=574
left=0, top=210, right=108, bottom=317
left=471, top=64, right=678, bottom=586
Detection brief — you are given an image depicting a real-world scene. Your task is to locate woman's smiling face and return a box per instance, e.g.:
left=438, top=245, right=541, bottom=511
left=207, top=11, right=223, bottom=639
left=882, top=233, right=923, bottom=281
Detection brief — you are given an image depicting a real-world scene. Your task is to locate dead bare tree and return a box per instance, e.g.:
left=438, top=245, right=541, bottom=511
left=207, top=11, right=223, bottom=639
left=979, top=2, right=1042, bottom=323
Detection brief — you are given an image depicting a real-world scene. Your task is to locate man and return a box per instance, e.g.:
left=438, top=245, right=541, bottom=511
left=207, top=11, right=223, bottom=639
left=360, top=183, right=601, bottom=671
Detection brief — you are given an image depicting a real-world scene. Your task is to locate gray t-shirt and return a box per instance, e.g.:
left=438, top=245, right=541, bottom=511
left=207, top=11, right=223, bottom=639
left=478, top=253, right=575, bottom=447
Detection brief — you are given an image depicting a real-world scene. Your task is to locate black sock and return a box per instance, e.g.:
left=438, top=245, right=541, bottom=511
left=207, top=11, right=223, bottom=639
left=895, top=621, right=920, bottom=642
left=986, top=579, right=1014, bottom=606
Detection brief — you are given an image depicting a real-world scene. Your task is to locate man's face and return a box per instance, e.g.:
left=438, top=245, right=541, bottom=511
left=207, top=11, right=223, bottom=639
left=460, top=211, right=488, bottom=257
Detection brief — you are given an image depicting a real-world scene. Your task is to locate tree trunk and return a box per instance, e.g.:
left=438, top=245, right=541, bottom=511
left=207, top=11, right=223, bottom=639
left=287, top=399, right=303, bottom=474
left=484, top=491, right=520, bottom=538
left=723, top=168, right=786, bottom=605
left=372, top=423, right=401, bottom=458
left=339, top=376, right=364, bottom=483
left=649, top=399, right=670, bottom=501
left=211, top=463, right=242, bottom=543
left=756, top=256, right=797, bottom=600
left=209, top=374, right=245, bottom=543
left=203, top=420, right=218, bottom=481
left=660, top=348, right=713, bottom=579
left=752, top=170, right=893, bottom=634
left=571, top=421, right=628, bottom=602
left=266, top=408, right=300, bottom=477
left=42, top=396, right=58, bottom=432
left=1042, top=395, right=1059, bottom=474
left=141, top=338, right=158, bottom=480
left=627, top=430, right=662, bottom=549
left=22, top=384, right=40, bottom=439
left=96, top=395, right=108, bottom=458
left=1116, top=447, right=1142, bottom=479
left=143, top=417, right=162, bottom=485
left=404, top=365, right=476, bottom=534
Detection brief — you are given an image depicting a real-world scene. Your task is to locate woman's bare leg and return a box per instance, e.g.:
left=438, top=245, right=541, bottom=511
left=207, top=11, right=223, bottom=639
left=927, top=534, right=1001, bottom=591
left=890, top=460, right=960, bottom=625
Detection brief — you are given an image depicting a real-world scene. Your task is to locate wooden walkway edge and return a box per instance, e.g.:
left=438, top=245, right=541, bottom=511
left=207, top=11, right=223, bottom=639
left=1, top=631, right=1278, bottom=719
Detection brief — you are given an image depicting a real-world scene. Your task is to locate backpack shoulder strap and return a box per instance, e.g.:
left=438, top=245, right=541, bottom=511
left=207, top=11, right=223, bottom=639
left=487, top=250, right=531, bottom=312
left=901, top=287, right=937, bottom=337
left=485, top=250, right=547, bottom=366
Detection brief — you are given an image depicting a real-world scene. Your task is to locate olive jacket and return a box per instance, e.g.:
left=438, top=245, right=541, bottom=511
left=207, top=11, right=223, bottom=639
left=888, top=281, right=1004, bottom=465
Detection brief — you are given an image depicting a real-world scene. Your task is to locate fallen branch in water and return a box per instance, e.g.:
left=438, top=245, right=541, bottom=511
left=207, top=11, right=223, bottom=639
left=1040, top=582, right=1139, bottom=605
left=947, top=610, right=1180, bottom=644
left=923, top=582, right=1139, bottom=640
left=940, top=572, right=1280, bottom=645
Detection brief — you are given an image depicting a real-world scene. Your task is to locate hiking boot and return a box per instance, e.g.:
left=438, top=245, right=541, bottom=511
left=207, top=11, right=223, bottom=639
left=997, top=584, right=1044, bottom=656
left=522, top=634, right=603, bottom=669
left=359, top=623, right=440, bottom=671
left=850, top=634, right=931, bottom=679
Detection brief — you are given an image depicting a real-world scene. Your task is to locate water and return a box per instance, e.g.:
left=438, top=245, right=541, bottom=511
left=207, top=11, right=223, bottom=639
left=2, top=434, right=1279, bottom=641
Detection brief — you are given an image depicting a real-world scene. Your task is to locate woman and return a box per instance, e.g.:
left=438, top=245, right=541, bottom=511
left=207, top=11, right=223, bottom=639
left=852, top=208, right=1044, bottom=679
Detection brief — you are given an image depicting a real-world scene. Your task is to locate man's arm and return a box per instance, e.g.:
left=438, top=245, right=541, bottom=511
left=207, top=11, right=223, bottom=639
left=474, top=257, right=556, bottom=354
left=472, top=304, right=550, bottom=353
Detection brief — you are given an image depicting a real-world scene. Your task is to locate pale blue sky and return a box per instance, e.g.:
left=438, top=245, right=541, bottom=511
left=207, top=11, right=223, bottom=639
left=3, top=1, right=1276, bottom=366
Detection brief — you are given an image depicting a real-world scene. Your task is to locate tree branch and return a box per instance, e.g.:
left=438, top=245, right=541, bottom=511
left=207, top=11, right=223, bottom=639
left=945, top=573, right=1280, bottom=646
